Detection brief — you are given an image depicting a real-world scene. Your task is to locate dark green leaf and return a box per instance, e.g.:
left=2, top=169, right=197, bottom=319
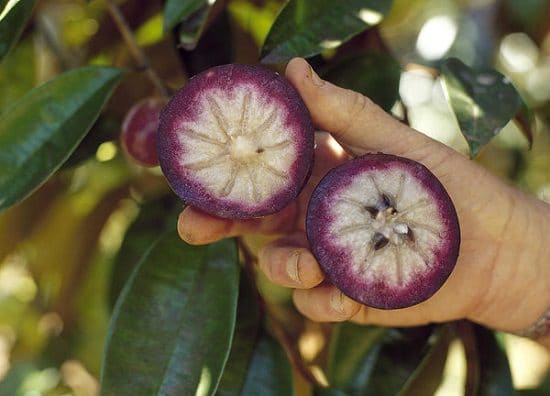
left=324, top=324, right=443, bottom=396
left=398, top=326, right=453, bottom=396
left=217, top=275, right=294, bottom=396
left=325, top=323, right=386, bottom=391
left=217, top=274, right=262, bottom=395
left=240, top=332, right=295, bottom=396
left=178, top=2, right=215, bottom=51
left=176, top=8, right=232, bottom=76
left=164, top=0, right=206, bottom=31
left=457, top=322, right=516, bottom=396
left=101, top=232, right=240, bottom=396
left=513, top=98, right=534, bottom=149
left=473, top=325, right=515, bottom=396
left=261, top=0, right=393, bottom=64
left=361, top=326, right=437, bottom=396
left=0, top=0, right=37, bottom=61
left=108, top=195, right=182, bottom=308
left=0, top=66, right=122, bottom=213
left=322, top=52, right=401, bottom=112
left=441, top=57, right=524, bottom=157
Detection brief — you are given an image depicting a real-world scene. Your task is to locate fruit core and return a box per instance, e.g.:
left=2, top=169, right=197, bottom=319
left=327, top=167, right=446, bottom=287
left=366, top=193, right=416, bottom=250
left=230, top=135, right=259, bottom=162
left=179, top=86, right=296, bottom=204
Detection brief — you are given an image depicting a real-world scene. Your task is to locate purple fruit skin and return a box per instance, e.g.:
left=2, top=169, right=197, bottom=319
left=306, top=154, right=461, bottom=310
left=157, top=64, right=314, bottom=219
left=121, top=97, right=166, bottom=167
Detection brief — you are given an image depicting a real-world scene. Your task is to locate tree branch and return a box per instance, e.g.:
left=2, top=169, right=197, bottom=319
left=105, top=0, right=170, bottom=98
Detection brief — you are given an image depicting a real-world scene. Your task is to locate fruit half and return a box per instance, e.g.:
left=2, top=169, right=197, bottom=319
left=306, top=154, right=460, bottom=309
left=158, top=64, right=314, bottom=219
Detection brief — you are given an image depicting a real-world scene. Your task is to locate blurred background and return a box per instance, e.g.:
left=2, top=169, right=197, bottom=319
left=0, top=0, right=549, bottom=394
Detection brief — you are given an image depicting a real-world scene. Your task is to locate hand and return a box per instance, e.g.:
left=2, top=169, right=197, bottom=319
left=178, top=58, right=550, bottom=337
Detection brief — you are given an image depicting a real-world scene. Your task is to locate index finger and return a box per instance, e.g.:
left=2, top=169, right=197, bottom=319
left=177, top=202, right=298, bottom=245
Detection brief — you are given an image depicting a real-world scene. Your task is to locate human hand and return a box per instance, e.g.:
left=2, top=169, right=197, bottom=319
left=178, top=58, right=550, bottom=336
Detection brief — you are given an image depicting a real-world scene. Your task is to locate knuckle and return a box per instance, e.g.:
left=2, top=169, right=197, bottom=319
left=340, top=91, right=371, bottom=136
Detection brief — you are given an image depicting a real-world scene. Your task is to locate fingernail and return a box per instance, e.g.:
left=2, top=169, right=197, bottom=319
left=286, top=250, right=301, bottom=283
left=308, top=65, right=325, bottom=87
left=330, top=289, right=346, bottom=314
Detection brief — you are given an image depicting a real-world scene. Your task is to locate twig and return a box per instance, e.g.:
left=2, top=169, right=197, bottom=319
left=236, top=238, right=322, bottom=387
left=452, top=320, right=480, bottom=396
left=105, top=0, right=170, bottom=98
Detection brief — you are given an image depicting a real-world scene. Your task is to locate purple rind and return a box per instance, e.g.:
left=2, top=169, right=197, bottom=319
left=157, top=64, right=314, bottom=219
left=306, top=153, right=461, bottom=310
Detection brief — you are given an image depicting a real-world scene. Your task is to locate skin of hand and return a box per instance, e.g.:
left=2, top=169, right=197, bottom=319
left=177, top=57, right=550, bottom=344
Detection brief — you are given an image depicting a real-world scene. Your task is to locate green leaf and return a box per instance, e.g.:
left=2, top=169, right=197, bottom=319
left=325, top=323, right=386, bottom=391
left=0, top=0, right=37, bottom=61
left=108, top=195, right=182, bottom=308
left=363, top=327, right=438, bottom=396
left=217, top=274, right=262, bottom=395
left=0, top=66, right=122, bottom=213
left=398, top=326, right=453, bottom=396
left=323, top=324, right=443, bottom=396
left=473, top=325, right=515, bottom=396
left=164, top=0, right=206, bottom=31
left=513, top=98, right=534, bottom=149
left=177, top=8, right=232, bottom=76
left=101, top=232, right=240, bottom=396
left=457, top=322, right=516, bottom=396
left=217, top=275, right=294, bottom=396
left=240, top=332, right=295, bottom=396
left=261, top=0, right=394, bottom=64
left=322, top=52, right=401, bottom=112
left=441, top=57, right=524, bottom=157
left=178, top=2, right=215, bottom=51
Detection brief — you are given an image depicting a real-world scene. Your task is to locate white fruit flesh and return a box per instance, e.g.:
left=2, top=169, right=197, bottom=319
left=176, top=86, right=297, bottom=204
left=328, top=168, right=445, bottom=287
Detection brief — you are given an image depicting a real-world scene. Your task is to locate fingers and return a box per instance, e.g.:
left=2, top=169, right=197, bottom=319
left=258, top=233, right=324, bottom=289
left=350, top=304, right=435, bottom=327
left=293, top=285, right=444, bottom=326
left=293, top=284, right=361, bottom=322
left=285, top=58, right=451, bottom=161
left=178, top=202, right=297, bottom=245
left=257, top=234, right=431, bottom=325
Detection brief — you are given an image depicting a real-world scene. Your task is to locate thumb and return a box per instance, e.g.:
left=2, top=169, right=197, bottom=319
left=285, top=57, right=445, bottom=160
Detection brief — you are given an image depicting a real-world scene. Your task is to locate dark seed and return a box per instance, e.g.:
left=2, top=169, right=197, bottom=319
left=256, top=147, right=265, bottom=153
left=373, top=232, right=389, bottom=250
left=365, top=206, right=378, bottom=217
left=379, top=193, right=397, bottom=214
left=406, top=227, right=415, bottom=242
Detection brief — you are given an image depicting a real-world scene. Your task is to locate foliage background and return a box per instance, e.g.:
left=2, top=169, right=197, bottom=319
left=0, top=0, right=549, bottom=395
